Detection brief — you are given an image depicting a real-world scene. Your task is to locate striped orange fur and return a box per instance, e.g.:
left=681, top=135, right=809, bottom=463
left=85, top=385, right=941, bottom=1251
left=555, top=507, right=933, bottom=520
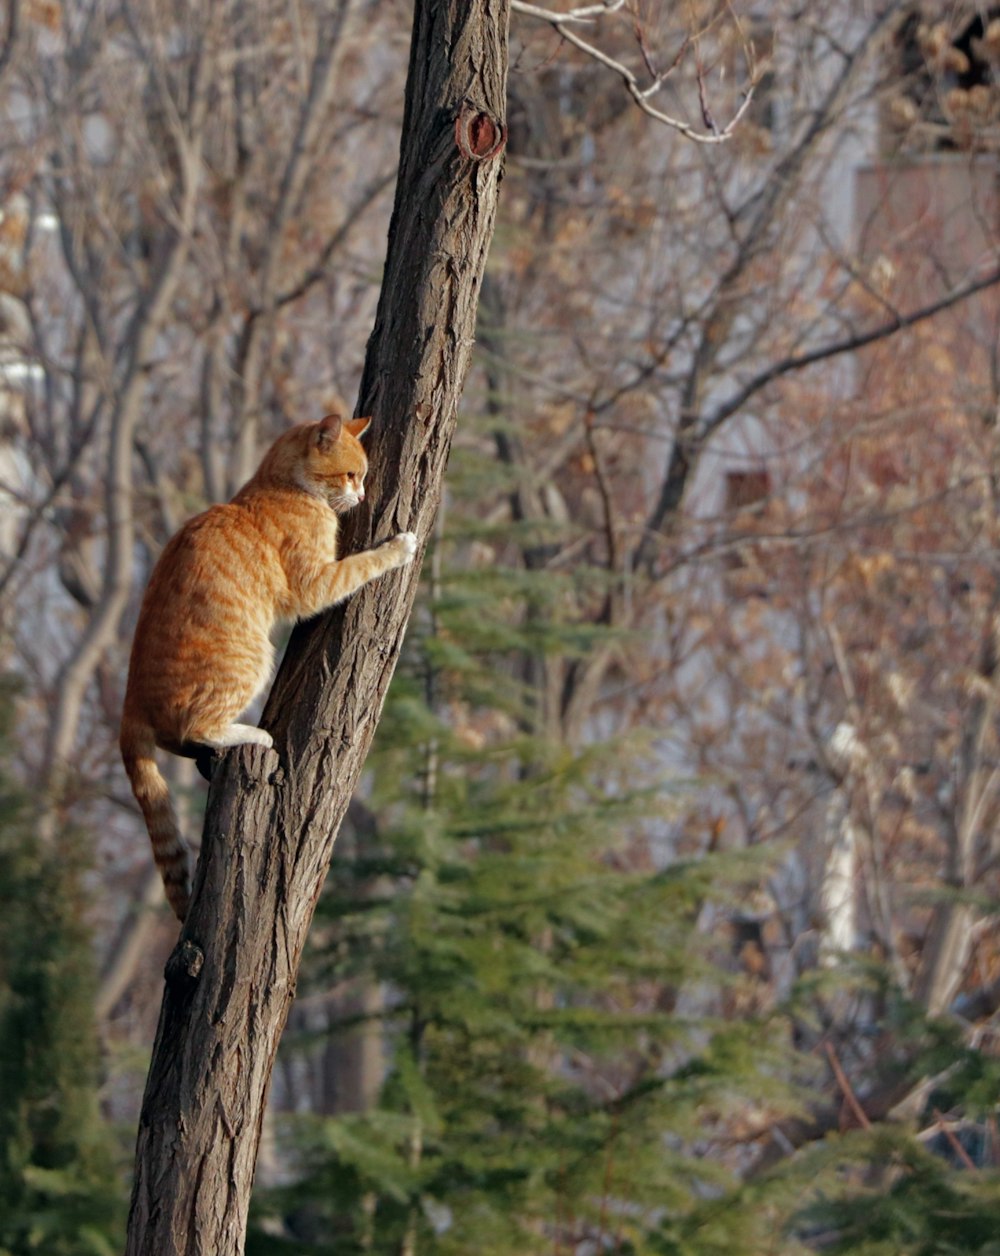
left=120, top=414, right=417, bottom=920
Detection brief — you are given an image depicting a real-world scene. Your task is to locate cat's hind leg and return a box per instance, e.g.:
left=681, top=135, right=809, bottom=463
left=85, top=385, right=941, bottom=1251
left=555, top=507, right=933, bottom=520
left=176, top=724, right=273, bottom=780
left=173, top=739, right=222, bottom=782
left=195, top=745, right=217, bottom=783
left=205, top=723, right=275, bottom=750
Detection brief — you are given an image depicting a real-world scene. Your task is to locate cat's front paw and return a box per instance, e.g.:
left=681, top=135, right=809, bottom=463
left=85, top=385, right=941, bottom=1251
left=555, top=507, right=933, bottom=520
left=390, top=531, right=418, bottom=566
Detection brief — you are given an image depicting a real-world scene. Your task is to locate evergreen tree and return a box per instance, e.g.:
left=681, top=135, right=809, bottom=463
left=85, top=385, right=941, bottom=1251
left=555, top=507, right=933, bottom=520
left=247, top=430, right=1000, bottom=1256
left=0, top=681, right=123, bottom=1256
left=649, top=971, right=1000, bottom=1255
left=792, top=1130, right=1000, bottom=1256
left=248, top=428, right=800, bottom=1253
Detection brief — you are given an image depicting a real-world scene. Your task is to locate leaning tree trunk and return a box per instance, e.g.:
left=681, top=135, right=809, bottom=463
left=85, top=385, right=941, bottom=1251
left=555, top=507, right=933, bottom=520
left=122, top=3, right=509, bottom=1251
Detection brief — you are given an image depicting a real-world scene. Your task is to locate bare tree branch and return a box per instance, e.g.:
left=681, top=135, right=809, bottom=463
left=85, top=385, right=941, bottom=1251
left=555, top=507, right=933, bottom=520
left=512, top=0, right=758, bottom=143
left=41, top=28, right=212, bottom=797
left=699, top=263, right=1000, bottom=450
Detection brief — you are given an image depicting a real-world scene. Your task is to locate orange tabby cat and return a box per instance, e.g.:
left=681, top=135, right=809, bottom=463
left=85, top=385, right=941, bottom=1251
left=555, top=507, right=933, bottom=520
left=119, top=413, right=417, bottom=920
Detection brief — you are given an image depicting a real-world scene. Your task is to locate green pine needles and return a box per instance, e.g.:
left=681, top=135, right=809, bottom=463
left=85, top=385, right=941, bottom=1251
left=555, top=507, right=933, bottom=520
left=249, top=441, right=799, bottom=1254
left=0, top=681, right=123, bottom=1256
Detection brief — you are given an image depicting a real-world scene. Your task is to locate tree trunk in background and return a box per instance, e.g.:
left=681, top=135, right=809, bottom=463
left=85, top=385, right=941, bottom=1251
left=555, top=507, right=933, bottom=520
left=122, top=2, right=508, bottom=1251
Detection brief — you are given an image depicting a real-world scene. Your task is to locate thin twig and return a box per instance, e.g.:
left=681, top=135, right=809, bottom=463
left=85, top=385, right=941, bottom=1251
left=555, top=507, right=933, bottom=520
left=931, top=1108, right=978, bottom=1172
left=824, top=1041, right=871, bottom=1129
left=511, top=0, right=757, bottom=143
left=702, top=264, right=1000, bottom=443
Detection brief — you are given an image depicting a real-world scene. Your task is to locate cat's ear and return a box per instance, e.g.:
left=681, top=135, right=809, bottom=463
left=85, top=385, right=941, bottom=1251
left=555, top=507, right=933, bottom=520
left=345, top=416, right=372, bottom=440
left=314, top=413, right=343, bottom=450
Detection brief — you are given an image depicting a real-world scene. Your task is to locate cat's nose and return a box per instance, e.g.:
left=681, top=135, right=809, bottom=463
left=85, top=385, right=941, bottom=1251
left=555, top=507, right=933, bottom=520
left=357, top=487, right=365, bottom=502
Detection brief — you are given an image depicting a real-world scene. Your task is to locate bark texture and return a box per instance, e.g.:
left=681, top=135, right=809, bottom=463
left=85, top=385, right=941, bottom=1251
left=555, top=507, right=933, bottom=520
left=123, top=3, right=509, bottom=1251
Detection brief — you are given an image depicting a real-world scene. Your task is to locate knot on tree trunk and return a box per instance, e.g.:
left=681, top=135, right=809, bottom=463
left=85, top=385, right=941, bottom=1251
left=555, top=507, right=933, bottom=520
left=455, top=102, right=507, bottom=161
left=165, top=938, right=205, bottom=990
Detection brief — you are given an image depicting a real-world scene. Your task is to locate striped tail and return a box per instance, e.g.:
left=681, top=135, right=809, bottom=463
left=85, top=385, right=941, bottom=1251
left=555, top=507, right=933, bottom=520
left=119, top=719, right=191, bottom=921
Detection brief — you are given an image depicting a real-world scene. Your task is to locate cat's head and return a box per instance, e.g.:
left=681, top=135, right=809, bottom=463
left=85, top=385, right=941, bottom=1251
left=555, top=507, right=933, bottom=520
left=262, top=414, right=371, bottom=511
left=305, top=413, right=371, bottom=511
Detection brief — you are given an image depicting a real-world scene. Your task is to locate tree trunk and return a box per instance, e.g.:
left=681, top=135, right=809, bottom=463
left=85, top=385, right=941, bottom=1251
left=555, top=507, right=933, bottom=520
left=122, top=3, right=508, bottom=1251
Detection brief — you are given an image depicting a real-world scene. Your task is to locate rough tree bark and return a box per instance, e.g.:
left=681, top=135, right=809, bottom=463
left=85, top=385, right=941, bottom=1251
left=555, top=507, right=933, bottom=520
left=122, top=2, right=509, bottom=1251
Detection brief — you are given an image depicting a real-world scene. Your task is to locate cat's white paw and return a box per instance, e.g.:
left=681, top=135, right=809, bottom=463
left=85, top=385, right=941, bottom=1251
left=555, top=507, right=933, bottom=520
left=393, top=532, right=418, bottom=564
left=205, top=723, right=274, bottom=751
